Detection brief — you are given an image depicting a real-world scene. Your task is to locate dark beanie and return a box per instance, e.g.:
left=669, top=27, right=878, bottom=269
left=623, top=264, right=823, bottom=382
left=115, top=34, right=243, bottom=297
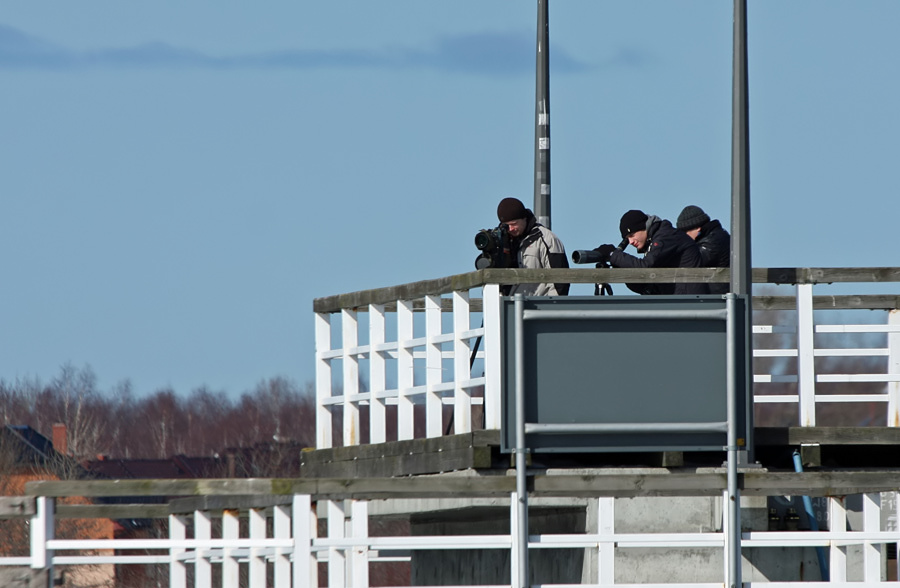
left=619, top=209, right=649, bottom=238
left=497, top=197, right=528, bottom=222
left=676, top=205, right=710, bottom=231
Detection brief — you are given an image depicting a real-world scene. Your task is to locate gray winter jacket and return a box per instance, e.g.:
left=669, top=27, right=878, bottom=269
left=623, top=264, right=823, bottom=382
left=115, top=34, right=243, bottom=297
left=509, top=217, right=570, bottom=296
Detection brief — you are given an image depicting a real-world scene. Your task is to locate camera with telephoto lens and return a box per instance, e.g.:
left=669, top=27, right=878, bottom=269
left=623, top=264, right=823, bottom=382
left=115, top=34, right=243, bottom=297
left=571, top=239, right=629, bottom=295
left=571, top=239, right=629, bottom=267
left=474, top=224, right=514, bottom=269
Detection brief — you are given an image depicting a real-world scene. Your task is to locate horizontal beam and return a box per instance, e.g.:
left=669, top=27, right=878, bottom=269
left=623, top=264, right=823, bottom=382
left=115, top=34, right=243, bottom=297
left=313, top=267, right=900, bottom=313
left=22, top=470, right=900, bottom=502
left=0, top=496, right=35, bottom=517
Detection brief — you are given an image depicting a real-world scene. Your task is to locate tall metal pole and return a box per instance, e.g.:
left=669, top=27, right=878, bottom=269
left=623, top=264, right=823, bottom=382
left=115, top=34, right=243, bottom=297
left=534, top=0, right=551, bottom=228
left=731, top=0, right=751, bottom=293
left=732, top=0, right=754, bottom=465
left=729, top=2, right=750, bottom=587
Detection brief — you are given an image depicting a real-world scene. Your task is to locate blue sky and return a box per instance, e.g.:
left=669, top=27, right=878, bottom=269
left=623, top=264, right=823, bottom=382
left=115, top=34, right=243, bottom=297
left=2, top=1, right=898, bottom=397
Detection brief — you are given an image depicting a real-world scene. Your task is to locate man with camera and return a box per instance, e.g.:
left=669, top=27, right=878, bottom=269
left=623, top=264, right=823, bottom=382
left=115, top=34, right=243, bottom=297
left=592, top=209, right=708, bottom=295
left=496, top=197, right=569, bottom=296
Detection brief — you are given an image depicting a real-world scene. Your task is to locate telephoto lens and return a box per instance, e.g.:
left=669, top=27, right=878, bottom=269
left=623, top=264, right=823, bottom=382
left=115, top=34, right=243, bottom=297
left=474, top=230, right=495, bottom=251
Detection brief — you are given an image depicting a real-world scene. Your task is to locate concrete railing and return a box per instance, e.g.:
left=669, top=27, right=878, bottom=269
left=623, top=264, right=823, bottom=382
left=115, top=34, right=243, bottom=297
left=313, top=267, right=900, bottom=449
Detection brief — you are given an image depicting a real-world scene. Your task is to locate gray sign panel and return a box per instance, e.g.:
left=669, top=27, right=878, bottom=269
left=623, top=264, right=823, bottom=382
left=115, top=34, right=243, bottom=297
left=500, top=295, right=748, bottom=453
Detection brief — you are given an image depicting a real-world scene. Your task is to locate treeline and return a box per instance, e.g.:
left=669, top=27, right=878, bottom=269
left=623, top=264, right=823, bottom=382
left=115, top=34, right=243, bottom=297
left=0, top=364, right=314, bottom=460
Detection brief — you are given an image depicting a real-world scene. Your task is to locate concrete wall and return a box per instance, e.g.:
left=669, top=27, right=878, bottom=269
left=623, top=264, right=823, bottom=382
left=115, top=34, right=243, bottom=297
left=404, top=493, right=895, bottom=585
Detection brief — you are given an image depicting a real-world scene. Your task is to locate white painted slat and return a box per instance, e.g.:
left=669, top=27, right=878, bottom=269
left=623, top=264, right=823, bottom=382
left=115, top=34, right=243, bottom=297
left=194, top=510, right=212, bottom=588
left=797, top=283, right=816, bottom=426
left=315, top=312, right=334, bottom=449
left=829, top=496, right=847, bottom=582
left=397, top=300, right=415, bottom=440
left=342, top=309, right=360, bottom=446
left=350, top=501, right=369, bottom=588
left=248, top=508, right=267, bottom=587
left=293, top=495, right=317, bottom=588
left=168, top=515, right=187, bottom=588
left=273, top=504, right=291, bottom=586
left=863, top=493, right=882, bottom=583
left=327, top=501, right=346, bottom=588
left=453, top=290, right=473, bottom=434
left=369, top=303, right=387, bottom=444
left=221, top=508, right=239, bottom=588
left=483, top=284, right=502, bottom=430
left=425, top=295, right=443, bottom=438
left=889, top=310, right=900, bottom=426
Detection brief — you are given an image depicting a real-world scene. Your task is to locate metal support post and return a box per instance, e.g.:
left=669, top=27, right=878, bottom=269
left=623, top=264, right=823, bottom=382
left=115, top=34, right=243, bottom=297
left=513, top=293, right=529, bottom=588
left=726, top=294, right=742, bottom=588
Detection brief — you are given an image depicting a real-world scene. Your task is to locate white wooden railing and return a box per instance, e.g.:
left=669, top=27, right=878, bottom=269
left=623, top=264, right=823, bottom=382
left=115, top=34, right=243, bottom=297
left=3, top=479, right=899, bottom=587
left=314, top=268, right=900, bottom=449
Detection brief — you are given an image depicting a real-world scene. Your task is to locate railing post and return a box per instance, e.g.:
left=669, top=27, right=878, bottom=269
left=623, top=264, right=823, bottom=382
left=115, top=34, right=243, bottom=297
left=888, top=309, right=900, bottom=426
left=293, top=494, right=317, bottom=588
left=483, top=284, right=502, bottom=430
left=369, top=303, right=387, bottom=443
left=828, top=496, right=847, bottom=582
left=350, top=500, right=369, bottom=588
left=327, top=500, right=346, bottom=588
left=425, top=295, right=443, bottom=438
left=342, top=308, right=360, bottom=446
left=597, top=497, right=615, bottom=585
left=509, top=490, right=523, bottom=588
left=222, top=508, right=240, bottom=588
left=453, top=290, right=473, bottom=434
left=316, top=312, right=334, bottom=449
left=863, top=492, right=883, bottom=582
left=194, top=510, right=212, bottom=588
left=249, top=507, right=267, bottom=587
left=30, top=496, right=53, bottom=573
left=796, top=283, right=816, bottom=426
left=169, top=514, right=187, bottom=588
left=274, top=503, right=292, bottom=586
left=397, top=300, right=415, bottom=440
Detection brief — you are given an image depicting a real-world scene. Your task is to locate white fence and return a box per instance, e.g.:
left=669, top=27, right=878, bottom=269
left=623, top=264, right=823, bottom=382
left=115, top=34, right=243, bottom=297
left=2, top=482, right=899, bottom=587
left=314, top=269, right=900, bottom=449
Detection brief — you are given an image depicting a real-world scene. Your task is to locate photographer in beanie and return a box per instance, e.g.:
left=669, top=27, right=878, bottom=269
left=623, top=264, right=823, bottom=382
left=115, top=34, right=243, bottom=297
left=496, top=197, right=569, bottom=296
left=591, top=209, right=708, bottom=295
left=676, top=205, right=731, bottom=295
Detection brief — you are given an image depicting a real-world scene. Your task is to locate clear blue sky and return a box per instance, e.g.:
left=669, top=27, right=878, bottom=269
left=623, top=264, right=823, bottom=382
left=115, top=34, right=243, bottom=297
left=2, top=2, right=898, bottom=397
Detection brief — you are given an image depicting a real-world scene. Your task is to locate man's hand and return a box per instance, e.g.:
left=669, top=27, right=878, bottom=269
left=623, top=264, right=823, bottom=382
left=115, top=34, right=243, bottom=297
left=594, top=244, right=617, bottom=263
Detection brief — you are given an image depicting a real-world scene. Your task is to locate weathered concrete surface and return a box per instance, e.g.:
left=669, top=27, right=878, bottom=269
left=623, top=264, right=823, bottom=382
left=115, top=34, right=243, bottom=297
left=411, top=507, right=584, bottom=586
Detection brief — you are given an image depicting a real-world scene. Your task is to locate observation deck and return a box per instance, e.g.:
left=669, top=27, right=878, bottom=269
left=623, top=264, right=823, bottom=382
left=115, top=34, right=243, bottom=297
left=7, top=266, right=900, bottom=587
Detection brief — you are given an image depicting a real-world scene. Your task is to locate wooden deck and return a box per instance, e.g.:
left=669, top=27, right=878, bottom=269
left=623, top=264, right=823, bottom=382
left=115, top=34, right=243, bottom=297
left=298, top=426, right=900, bottom=478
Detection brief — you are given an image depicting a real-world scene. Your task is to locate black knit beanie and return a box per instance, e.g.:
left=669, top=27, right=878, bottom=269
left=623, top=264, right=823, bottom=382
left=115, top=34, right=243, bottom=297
left=619, top=209, right=649, bottom=238
left=497, top=198, right=529, bottom=222
left=676, top=205, right=710, bottom=231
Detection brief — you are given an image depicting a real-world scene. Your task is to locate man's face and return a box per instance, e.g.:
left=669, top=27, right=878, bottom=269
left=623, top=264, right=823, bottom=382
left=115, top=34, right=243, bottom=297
left=627, top=229, right=648, bottom=250
left=685, top=227, right=701, bottom=241
left=504, top=218, right=527, bottom=238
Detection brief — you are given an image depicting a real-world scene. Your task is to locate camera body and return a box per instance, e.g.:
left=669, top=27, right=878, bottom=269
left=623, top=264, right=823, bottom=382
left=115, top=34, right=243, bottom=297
left=474, top=224, right=515, bottom=269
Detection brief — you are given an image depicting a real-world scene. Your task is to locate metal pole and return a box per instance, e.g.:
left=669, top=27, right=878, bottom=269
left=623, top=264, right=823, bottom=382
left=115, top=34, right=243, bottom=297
left=533, top=0, right=551, bottom=228
left=731, top=0, right=755, bottom=463
left=513, top=293, right=529, bottom=588
left=731, top=0, right=750, bottom=293
left=725, top=294, right=741, bottom=588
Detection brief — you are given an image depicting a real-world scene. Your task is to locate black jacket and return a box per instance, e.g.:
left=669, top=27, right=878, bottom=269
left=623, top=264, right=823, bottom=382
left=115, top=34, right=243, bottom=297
left=696, top=219, right=731, bottom=295
left=609, top=217, right=709, bottom=295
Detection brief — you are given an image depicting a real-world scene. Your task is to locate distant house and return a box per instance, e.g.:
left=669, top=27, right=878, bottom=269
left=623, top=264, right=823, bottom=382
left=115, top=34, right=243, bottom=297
left=0, top=424, right=115, bottom=588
